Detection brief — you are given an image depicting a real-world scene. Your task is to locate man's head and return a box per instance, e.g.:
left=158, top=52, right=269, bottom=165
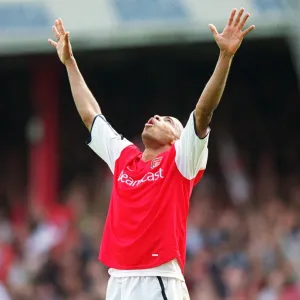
left=141, top=115, right=183, bottom=148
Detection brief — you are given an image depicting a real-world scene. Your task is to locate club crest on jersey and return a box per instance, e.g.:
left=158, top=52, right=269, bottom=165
left=151, top=157, right=162, bottom=169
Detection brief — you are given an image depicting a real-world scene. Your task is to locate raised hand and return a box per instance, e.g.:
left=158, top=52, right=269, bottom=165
left=209, top=8, right=255, bottom=57
left=48, top=19, right=73, bottom=65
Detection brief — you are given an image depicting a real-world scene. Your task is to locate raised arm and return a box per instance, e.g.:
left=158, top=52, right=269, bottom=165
left=48, top=19, right=134, bottom=173
left=195, top=8, right=255, bottom=137
left=48, top=19, right=100, bottom=130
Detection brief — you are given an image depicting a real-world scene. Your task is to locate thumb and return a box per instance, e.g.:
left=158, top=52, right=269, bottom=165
left=209, top=24, right=218, bottom=38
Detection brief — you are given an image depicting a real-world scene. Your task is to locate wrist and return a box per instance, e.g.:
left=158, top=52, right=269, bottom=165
left=219, top=50, right=234, bottom=60
left=65, top=56, right=76, bottom=68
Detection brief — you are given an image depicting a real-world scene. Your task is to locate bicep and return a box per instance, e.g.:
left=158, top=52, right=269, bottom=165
left=175, top=111, right=209, bottom=179
left=195, top=109, right=213, bottom=138
left=87, top=115, right=132, bottom=173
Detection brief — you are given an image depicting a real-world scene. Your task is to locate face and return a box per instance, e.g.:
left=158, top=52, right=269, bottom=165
left=142, top=115, right=183, bottom=147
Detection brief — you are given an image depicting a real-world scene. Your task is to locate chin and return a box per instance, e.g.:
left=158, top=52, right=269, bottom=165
left=142, top=131, right=154, bottom=141
left=142, top=129, right=161, bottom=144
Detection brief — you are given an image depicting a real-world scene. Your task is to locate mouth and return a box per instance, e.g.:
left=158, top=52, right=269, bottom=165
left=145, top=118, right=155, bottom=127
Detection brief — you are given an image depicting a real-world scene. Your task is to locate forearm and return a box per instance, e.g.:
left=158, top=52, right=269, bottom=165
left=195, top=51, right=233, bottom=136
left=65, top=57, right=101, bottom=130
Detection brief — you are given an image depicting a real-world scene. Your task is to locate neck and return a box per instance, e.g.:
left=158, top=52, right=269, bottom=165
left=142, top=145, right=171, bottom=162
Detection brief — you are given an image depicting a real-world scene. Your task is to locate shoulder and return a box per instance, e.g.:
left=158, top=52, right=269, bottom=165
left=120, top=143, right=141, bottom=157
left=116, top=143, right=141, bottom=165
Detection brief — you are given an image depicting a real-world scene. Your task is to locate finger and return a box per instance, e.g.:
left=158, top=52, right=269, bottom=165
left=228, top=8, right=237, bottom=26
left=55, top=19, right=61, bottom=35
left=59, top=18, right=66, bottom=35
left=242, top=25, right=255, bottom=36
left=209, top=24, right=219, bottom=38
left=48, top=39, right=57, bottom=48
left=234, top=8, right=245, bottom=27
left=55, top=18, right=65, bottom=35
left=239, top=13, right=250, bottom=30
left=52, top=25, right=60, bottom=40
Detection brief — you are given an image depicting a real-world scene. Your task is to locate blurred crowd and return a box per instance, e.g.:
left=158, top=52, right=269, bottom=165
left=1, top=42, right=300, bottom=300
left=185, top=181, right=300, bottom=300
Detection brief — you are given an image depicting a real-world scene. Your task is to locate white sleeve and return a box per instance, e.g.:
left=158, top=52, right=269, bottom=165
left=174, top=111, right=209, bottom=180
left=87, top=115, right=132, bottom=173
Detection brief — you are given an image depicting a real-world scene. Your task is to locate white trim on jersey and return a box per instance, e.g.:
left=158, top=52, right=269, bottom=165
left=174, top=111, right=209, bottom=180
left=87, top=115, right=132, bottom=173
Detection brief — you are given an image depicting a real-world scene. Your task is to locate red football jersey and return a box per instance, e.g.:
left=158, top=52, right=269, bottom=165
left=88, top=112, right=209, bottom=273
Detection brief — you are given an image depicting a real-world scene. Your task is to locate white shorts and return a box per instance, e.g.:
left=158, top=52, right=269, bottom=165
left=106, top=276, right=190, bottom=300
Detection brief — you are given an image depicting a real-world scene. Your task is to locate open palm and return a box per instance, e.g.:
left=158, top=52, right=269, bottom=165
left=48, top=19, right=73, bottom=65
left=209, top=8, right=255, bottom=56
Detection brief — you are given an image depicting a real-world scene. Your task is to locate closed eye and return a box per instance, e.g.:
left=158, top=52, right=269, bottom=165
left=164, top=117, right=174, bottom=124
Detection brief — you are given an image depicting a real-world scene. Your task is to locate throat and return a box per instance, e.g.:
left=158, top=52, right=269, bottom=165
left=142, top=145, right=171, bottom=162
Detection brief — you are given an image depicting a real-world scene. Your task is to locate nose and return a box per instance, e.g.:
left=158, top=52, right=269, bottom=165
left=154, top=115, right=160, bottom=121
